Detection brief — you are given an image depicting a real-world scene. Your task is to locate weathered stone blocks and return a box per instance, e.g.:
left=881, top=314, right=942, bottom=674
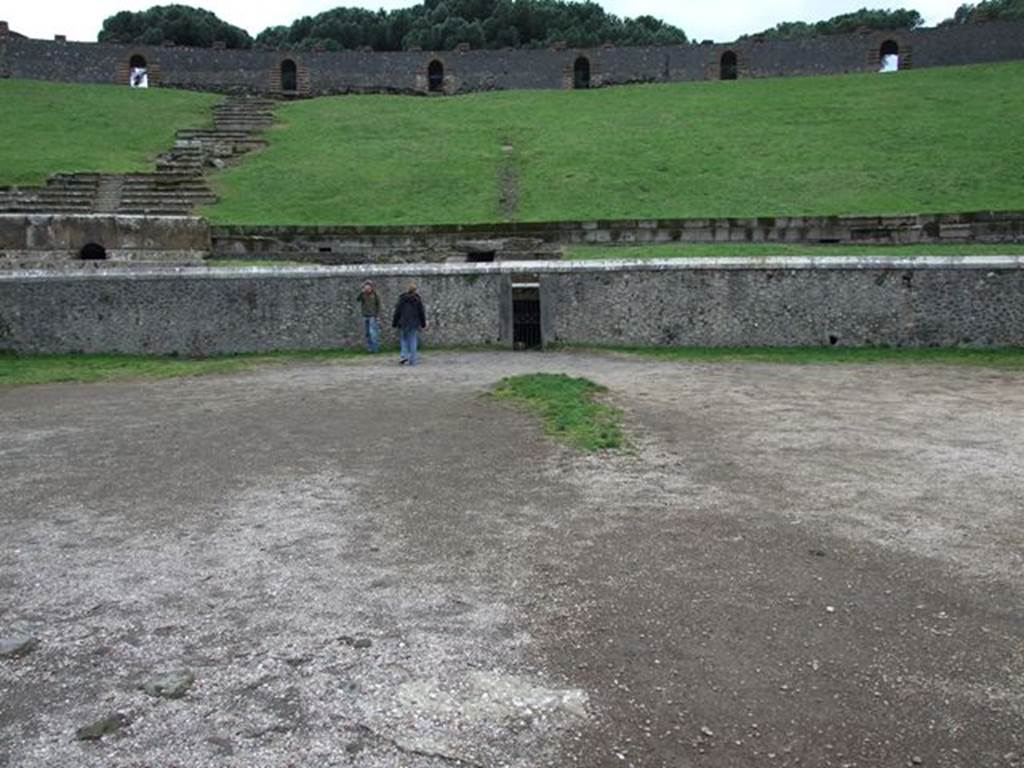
left=1, top=258, right=1021, bottom=355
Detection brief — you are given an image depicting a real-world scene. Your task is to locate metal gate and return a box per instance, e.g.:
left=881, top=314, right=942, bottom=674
left=512, top=284, right=542, bottom=350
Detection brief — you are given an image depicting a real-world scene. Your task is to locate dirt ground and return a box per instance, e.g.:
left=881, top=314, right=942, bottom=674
left=1, top=350, right=1022, bottom=768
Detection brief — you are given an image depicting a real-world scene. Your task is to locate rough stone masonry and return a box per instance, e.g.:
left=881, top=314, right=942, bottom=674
left=0, top=257, right=1022, bottom=354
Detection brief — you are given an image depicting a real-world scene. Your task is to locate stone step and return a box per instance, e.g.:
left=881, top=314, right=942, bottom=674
left=119, top=187, right=212, bottom=196
left=118, top=196, right=215, bottom=205
left=156, top=163, right=205, bottom=172
left=20, top=190, right=97, bottom=200
left=213, top=122, right=273, bottom=130
left=121, top=174, right=205, bottom=184
left=122, top=183, right=207, bottom=192
left=44, top=180, right=101, bottom=191
left=0, top=97, right=272, bottom=217
left=121, top=183, right=209, bottom=192
left=213, top=114, right=274, bottom=121
left=0, top=203, right=95, bottom=213
left=117, top=193, right=206, bottom=201
left=177, top=130, right=260, bottom=139
left=194, top=138, right=267, bottom=147
left=51, top=173, right=102, bottom=182
left=116, top=199, right=200, bottom=207
left=116, top=207, right=194, bottom=215
left=213, top=112, right=274, bottom=118
left=0, top=194, right=95, bottom=203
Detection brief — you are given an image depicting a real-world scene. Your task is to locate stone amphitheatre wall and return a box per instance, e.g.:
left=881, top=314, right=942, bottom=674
left=4, top=212, right=1022, bottom=269
left=210, top=211, right=1024, bottom=264
left=2, top=259, right=1021, bottom=355
left=2, top=21, right=1023, bottom=95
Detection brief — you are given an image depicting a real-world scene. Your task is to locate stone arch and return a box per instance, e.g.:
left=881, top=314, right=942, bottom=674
left=573, top=56, right=590, bottom=89
left=79, top=243, right=107, bottom=261
left=128, top=53, right=149, bottom=87
left=428, top=59, right=445, bottom=93
left=879, top=39, right=900, bottom=72
left=720, top=51, right=738, bottom=80
left=280, top=58, right=298, bottom=92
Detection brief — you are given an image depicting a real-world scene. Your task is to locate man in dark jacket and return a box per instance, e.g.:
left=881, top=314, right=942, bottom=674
left=392, top=283, right=428, bottom=365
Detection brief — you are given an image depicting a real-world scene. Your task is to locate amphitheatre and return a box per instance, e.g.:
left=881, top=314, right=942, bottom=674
left=1, top=3, right=1024, bottom=767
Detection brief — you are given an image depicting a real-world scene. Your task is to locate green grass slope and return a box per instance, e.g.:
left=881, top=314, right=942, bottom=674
left=205, top=61, right=1024, bottom=226
left=0, top=80, right=219, bottom=187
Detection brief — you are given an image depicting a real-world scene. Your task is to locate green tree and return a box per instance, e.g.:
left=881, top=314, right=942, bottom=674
left=940, top=0, right=1024, bottom=24
left=253, top=0, right=687, bottom=52
left=98, top=4, right=253, bottom=48
left=743, top=7, right=923, bottom=40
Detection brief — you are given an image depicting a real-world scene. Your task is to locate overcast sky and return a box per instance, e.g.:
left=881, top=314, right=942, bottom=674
left=4, top=1, right=967, bottom=44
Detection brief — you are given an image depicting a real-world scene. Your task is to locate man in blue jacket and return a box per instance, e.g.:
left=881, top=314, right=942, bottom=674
left=392, top=283, right=428, bottom=365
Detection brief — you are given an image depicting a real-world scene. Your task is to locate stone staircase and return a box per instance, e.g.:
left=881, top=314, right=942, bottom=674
left=0, top=96, right=275, bottom=216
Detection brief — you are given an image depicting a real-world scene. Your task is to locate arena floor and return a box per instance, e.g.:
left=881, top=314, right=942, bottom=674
left=2, top=351, right=1022, bottom=767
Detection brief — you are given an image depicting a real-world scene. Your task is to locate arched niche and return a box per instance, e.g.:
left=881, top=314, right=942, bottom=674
left=573, top=56, right=591, bottom=89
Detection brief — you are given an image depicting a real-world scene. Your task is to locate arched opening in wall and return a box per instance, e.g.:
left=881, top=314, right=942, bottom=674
left=129, top=54, right=148, bottom=88
left=79, top=243, right=107, bottom=261
left=879, top=40, right=900, bottom=72
left=720, top=51, right=738, bottom=80
left=573, top=57, right=590, bottom=89
left=281, top=59, right=298, bottom=92
left=428, top=60, right=444, bottom=93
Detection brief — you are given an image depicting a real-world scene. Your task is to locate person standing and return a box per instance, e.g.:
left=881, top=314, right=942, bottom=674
left=356, top=280, right=381, bottom=353
left=392, top=283, right=427, bottom=365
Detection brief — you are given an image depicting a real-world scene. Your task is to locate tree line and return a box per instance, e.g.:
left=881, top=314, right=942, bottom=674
left=96, top=1, right=1024, bottom=52
left=739, top=9, right=924, bottom=41
left=939, top=0, right=1024, bottom=25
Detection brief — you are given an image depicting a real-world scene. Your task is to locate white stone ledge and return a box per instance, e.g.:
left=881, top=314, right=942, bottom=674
left=1, top=255, right=1022, bottom=283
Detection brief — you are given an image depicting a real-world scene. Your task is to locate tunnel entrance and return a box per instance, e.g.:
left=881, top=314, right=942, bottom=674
left=129, top=54, right=148, bottom=88
left=573, top=57, right=591, bottom=89
left=720, top=51, right=738, bottom=80
left=512, top=283, right=542, bottom=350
left=281, top=59, right=298, bottom=92
left=428, top=60, right=444, bottom=93
left=79, top=243, right=108, bottom=261
left=879, top=40, right=900, bottom=72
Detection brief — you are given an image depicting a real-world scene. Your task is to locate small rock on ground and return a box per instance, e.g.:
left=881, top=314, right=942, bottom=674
left=141, top=670, right=195, bottom=699
left=76, top=713, right=130, bottom=741
left=0, top=636, right=37, bottom=659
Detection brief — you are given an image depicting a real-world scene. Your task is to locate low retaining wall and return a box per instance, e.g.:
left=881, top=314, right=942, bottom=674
left=211, top=211, right=1024, bottom=263
left=1, top=258, right=1022, bottom=355
left=0, top=214, right=210, bottom=268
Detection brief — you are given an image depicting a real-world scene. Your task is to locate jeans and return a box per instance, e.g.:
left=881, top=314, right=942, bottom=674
left=399, top=327, right=419, bottom=365
left=363, top=316, right=380, bottom=353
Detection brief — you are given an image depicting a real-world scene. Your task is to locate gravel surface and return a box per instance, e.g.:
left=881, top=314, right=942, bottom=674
left=1, top=350, right=1022, bottom=767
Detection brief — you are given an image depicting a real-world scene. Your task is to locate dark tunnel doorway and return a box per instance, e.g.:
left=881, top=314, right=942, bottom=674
left=281, top=59, right=298, bottom=92
left=573, top=56, right=591, bottom=89
left=79, top=243, right=108, bottom=261
left=512, top=284, right=542, bottom=350
left=428, top=60, right=445, bottom=93
left=720, top=51, right=738, bottom=80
